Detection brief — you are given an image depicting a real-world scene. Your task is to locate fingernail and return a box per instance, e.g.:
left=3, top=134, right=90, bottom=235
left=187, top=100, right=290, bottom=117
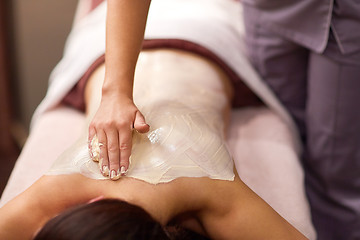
left=102, top=165, right=109, bottom=176
left=110, top=170, right=116, bottom=179
left=110, top=169, right=121, bottom=180
left=120, top=166, right=127, bottom=175
left=92, top=149, right=99, bottom=162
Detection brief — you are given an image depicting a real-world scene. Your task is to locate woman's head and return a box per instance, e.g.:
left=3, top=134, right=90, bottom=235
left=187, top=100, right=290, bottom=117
left=34, top=199, right=209, bottom=240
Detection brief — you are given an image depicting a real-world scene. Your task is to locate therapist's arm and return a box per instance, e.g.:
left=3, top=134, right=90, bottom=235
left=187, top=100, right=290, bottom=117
left=89, top=0, right=151, bottom=180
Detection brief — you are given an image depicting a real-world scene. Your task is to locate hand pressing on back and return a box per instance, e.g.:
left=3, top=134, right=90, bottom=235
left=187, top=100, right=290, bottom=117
left=89, top=93, right=149, bottom=180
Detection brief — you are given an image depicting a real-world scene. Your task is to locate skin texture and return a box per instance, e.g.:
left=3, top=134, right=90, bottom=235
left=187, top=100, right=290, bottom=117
left=88, top=0, right=151, bottom=180
left=0, top=50, right=308, bottom=240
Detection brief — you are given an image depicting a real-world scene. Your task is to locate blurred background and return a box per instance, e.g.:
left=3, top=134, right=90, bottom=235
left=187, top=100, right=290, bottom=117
left=0, top=0, right=78, bottom=195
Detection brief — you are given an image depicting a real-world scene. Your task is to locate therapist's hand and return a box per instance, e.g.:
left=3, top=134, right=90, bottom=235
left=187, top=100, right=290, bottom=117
left=88, top=93, right=149, bottom=180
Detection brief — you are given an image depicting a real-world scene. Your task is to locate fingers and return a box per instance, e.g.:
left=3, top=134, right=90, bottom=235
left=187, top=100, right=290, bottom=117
left=90, top=125, right=133, bottom=180
left=119, top=131, right=132, bottom=176
left=106, top=128, right=121, bottom=180
left=134, top=111, right=150, bottom=133
left=95, top=129, right=109, bottom=177
left=88, top=108, right=149, bottom=181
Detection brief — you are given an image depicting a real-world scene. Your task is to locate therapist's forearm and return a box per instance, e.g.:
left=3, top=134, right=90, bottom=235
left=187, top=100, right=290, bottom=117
left=104, top=0, right=151, bottom=98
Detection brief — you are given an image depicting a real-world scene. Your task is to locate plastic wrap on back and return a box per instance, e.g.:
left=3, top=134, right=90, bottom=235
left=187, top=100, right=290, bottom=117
left=47, top=100, right=234, bottom=183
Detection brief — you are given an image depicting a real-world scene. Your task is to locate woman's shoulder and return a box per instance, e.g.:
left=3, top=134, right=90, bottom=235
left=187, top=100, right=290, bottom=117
left=0, top=174, right=98, bottom=239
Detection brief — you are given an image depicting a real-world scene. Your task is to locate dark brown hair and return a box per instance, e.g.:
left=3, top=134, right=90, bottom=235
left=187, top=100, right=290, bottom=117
left=34, top=199, right=209, bottom=240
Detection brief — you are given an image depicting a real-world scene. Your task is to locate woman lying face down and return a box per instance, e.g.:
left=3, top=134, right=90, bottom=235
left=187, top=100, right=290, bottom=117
left=0, top=50, right=308, bottom=240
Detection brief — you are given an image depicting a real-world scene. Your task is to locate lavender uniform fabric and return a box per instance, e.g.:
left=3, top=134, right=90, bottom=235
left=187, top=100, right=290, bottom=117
left=243, top=1, right=360, bottom=239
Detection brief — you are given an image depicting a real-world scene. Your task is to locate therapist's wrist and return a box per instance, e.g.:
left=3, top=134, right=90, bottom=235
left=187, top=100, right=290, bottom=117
left=102, top=77, right=134, bottom=97
left=102, top=84, right=133, bottom=100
